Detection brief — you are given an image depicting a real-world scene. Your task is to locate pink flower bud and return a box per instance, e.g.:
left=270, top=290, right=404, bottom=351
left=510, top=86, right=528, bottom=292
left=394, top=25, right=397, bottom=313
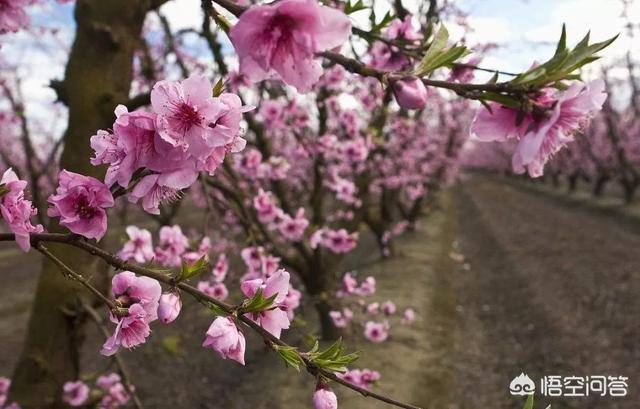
left=391, top=77, right=428, bottom=109
left=158, top=292, right=182, bottom=324
left=313, top=386, right=338, bottom=409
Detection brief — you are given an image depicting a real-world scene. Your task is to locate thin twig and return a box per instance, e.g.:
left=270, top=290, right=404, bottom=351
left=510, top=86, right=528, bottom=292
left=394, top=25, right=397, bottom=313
left=36, top=243, right=120, bottom=313
left=3, top=232, right=423, bottom=409
left=81, top=300, right=145, bottom=409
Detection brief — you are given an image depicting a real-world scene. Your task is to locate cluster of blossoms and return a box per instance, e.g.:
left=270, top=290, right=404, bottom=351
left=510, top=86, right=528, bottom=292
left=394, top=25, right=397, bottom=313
left=366, top=15, right=430, bottom=109
left=101, top=271, right=162, bottom=356
left=338, top=368, right=381, bottom=390
left=91, top=75, right=249, bottom=215
left=471, top=79, right=607, bottom=177
left=0, top=75, right=249, bottom=252
left=0, top=0, right=616, bottom=407
left=331, top=272, right=416, bottom=343
left=62, top=373, right=131, bottom=408
left=0, top=377, right=19, bottom=409
left=105, top=240, right=301, bottom=367
left=252, top=189, right=310, bottom=241
left=0, top=0, right=33, bottom=34
left=119, top=224, right=213, bottom=267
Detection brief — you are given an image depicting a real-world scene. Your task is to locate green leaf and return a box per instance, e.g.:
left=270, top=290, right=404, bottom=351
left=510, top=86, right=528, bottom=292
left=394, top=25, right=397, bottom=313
left=509, top=27, right=617, bottom=88
left=575, top=31, right=591, bottom=50
left=479, top=92, right=521, bottom=109
left=307, top=338, right=361, bottom=373
left=276, top=345, right=304, bottom=371
left=522, top=394, right=534, bottom=409
left=414, top=25, right=470, bottom=76
left=416, top=24, right=449, bottom=72
left=241, top=288, right=278, bottom=313
left=206, top=302, right=227, bottom=316
left=370, top=11, right=395, bottom=34
left=554, top=24, right=567, bottom=56
left=212, top=78, right=225, bottom=97
left=344, top=0, right=367, bottom=14
left=179, top=255, right=209, bottom=281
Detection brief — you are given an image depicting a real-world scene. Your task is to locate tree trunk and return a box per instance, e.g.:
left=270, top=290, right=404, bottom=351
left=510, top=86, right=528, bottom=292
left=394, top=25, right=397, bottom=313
left=622, top=180, right=637, bottom=204
left=567, top=174, right=578, bottom=193
left=592, top=175, right=608, bottom=197
left=10, top=1, right=155, bottom=406
left=303, top=257, right=342, bottom=340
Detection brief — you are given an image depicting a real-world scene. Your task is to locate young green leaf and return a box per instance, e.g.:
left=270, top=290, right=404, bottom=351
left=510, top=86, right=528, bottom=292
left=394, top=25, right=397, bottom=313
left=554, top=24, right=567, bottom=56
left=276, top=346, right=304, bottom=371
left=241, top=288, right=278, bottom=313
left=212, top=78, right=226, bottom=97
left=179, top=255, right=209, bottom=281
left=344, top=0, right=367, bottom=14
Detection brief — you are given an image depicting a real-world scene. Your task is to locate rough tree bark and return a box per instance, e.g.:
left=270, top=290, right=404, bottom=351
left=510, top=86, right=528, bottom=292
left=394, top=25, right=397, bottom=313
left=9, top=1, right=161, bottom=406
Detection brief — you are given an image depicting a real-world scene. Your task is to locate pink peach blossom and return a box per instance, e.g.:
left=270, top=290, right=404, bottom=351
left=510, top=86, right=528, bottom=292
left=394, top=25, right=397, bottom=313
left=229, top=0, right=351, bottom=93
left=0, top=168, right=43, bottom=251
left=241, top=269, right=291, bottom=338
left=118, top=226, right=154, bottom=263
left=202, top=317, right=246, bottom=365
left=62, top=381, right=89, bottom=407
left=47, top=170, right=114, bottom=240
left=101, top=272, right=161, bottom=356
left=364, top=320, right=389, bottom=343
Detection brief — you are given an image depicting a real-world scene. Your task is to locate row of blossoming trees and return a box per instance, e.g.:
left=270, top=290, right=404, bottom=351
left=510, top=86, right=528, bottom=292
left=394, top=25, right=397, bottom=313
left=0, top=0, right=615, bottom=408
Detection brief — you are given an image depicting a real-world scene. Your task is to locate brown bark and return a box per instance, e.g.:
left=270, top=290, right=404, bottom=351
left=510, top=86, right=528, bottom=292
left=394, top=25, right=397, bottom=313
left=9, top=1, right=160, bottom=406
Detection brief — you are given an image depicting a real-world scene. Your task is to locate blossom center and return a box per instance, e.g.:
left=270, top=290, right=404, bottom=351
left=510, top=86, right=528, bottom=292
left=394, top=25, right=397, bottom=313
left=74, top=196, right=97, bottom=219
left=172, top=102, right=203, bottom=130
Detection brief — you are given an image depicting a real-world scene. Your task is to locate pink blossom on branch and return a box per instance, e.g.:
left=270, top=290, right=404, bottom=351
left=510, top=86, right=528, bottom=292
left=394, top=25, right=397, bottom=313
left=157, top=291, right=182, bottom=324
left=118, top=226, right=154, bottom=264
left=151, top=75, right=247, bottom=157
left=47, top=170, right=114, bottom=240
left=391, top=77, right=428, bottom=110
left=240, top=269, right=292, bottom=338
left=229, top=0, right=352, bottom=93
left=471, top=79, right=607, bottom=177
left=312, top=385, right=338, bottom=409
left=101, top=271, right=162, bottom=356
left=0, top=168, right=43, bottom=252
left=512, top=79, right=607, bottom=177
left=202, top=316, right=246, bottom=365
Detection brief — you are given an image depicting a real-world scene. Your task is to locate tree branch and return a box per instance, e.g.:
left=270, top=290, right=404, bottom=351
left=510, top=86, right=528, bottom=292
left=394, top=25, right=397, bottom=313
left=1, top=232, right=422, bottom=409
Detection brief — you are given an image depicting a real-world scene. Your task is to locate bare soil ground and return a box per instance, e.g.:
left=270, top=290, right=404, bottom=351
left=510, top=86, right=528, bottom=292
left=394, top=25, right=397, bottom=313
left=0, top=174, right=638, bottom=408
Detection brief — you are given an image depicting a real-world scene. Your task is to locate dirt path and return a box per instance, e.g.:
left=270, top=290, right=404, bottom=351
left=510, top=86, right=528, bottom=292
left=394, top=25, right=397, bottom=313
left=1, top=175, right=638, bottom=408
left=424, top=174, right=640, bottom=409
